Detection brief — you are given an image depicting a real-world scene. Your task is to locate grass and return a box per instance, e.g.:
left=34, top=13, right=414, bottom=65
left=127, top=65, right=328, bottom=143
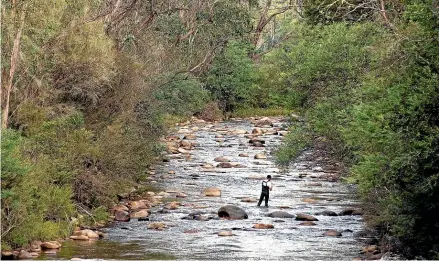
left=231, top=107, right=292, bottom=118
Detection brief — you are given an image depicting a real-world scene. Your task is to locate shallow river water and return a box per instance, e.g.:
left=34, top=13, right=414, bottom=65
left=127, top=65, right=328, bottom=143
left=42, top=118, right=364, bottom=261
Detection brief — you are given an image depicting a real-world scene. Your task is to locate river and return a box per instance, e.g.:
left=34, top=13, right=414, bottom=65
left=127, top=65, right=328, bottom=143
left=41, top=117, right=365, bottom=260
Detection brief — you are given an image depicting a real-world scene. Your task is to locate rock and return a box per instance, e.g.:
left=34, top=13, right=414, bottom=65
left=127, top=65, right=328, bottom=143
left=41, top=241, right=61, bottom=249
left=168, top=170, right=176, bottom=174
left=202, top=163, right=215, bottom=169
left=253, top=223, right=274, bottom=229
left=214, top=156, right=230, bottom=162
left=238, top=153, right=249, bottom=157
left=164, top=201, right=181, bottom=210
left=295, top=213, right=318, bottom=221
left=183, top=134, right=197, bottom=140
left=249, top=138, right=265, bottom=145
left=77, top=229, right=100, bottom=239
left=130, top=209, right=150, bottom=219
left=362, top=245, right=379, bottom=253
left=148, top=222, right=167, bottom=230
left=203, top=187, right=221, bottom=197
left=218, top=205, right=248, bottom=220
left=114, top=210, right=130, bottom=222
left=128, top=201, right=148, bottom=211
left=299, top=221, right=317, bottom=226
left=70, top=235, right=89, bottom=241
left=267, top=211, right=295, bottom=218
left=241, top=197, right=258, bottom=203
left=254, top=153, right=267, bottom=159
left=110, top=204, right=129, bottom=214
left=252, top=128, right=263, bottom=135
left=255, top=117, right=273, bottom=127
left=117, top=193, right=130, bottom=200
left=176, top=192, right=188, bottom=198
left=18, top=250, right=33, bottom=260
left=339, top=208, right=363, bottom=216
left=323, top=229, right=342, bottom=237
left=179, top=140, right=192, bottom=150
left=312, top=166, right=324, bottom=172
left=177, top=148, right=190, bottom=154
left=316, top=210, right=338, bottom=216
left=218, top=230, right=234, bottom=236
left=217, top=162, right=233, bottom=168
left=302, top=198, right=319, bottom=203
left=184, top=229, right=200, bottom=234
left=233, top=129, right=248, bottom=135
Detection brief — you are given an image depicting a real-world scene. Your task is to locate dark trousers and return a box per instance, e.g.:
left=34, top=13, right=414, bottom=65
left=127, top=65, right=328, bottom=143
left=258, top=192, right=269, bottom=207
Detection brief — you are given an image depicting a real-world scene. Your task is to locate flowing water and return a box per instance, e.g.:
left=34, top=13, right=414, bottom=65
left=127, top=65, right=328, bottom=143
left=42, top=118, right=364, bottom=261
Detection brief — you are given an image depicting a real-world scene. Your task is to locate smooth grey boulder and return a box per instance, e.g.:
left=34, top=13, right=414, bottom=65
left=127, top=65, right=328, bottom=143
left=218, top=205, right=248, bottom=220
left=267, top=211, right=295, bottom=218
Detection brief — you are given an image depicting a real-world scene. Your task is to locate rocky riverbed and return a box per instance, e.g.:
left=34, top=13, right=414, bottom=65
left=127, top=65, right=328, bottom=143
left=37, top=117, right=376, bottom=260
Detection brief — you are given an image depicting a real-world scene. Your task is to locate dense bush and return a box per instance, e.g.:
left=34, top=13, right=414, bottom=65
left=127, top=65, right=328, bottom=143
left=272, top=1, right=439, bottom=257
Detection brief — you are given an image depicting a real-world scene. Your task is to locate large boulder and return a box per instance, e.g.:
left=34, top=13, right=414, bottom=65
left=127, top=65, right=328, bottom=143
left=316, top=210, right=338, bottom=216
left=267, top=211, right=295, bottom=218
left=114, top=210, right=130, bottom=222
left=128, top=201, right=148, bottom=211
left=218, top=205, right=248, bottom=220
left=130, top=209, right=150, bottom=219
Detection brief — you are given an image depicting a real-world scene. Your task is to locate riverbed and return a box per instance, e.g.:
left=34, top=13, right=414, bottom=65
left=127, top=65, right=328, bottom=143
left=42, top=117, right=364, bottom=260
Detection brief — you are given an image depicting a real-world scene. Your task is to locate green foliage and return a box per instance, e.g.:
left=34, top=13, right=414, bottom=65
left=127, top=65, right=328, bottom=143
left=205, top=40, right=259, bottom=111
left=275, top=124, right=313, bottom=166
left=155, top=75, right=210, bottom=117
left=271, top=2, right=439, bottom=257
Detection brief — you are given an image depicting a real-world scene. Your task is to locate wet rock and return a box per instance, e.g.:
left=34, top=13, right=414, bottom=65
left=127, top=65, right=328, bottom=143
left=202, top=163, right=215, bottom=169
left=214, top=156, right=230, bottom=162
left=218, top=205, right=248, bottom=220
left=41, top=241, right=61, bottom=249
left=316, top=210, right=338, bottom=216
left=295, top=213, right=318, bottom=221
left=128, top=201, right=148, bottom=211
left=238, top=153, right=249, bottom=157
left=164, top=201, right=181, bottom=210
left=130, top=209, right=150, bottom=219
left=255, top=117, right=273, bottom=127
left=217, top=162, right=233, bottom=168
left=362, top=245, right=379, bottom=253
left=18, top=250, right=33, bottom=260
left=184, top=229, right=200, bottom=234
left=138, top=217, right=149, bottom=221
left=254, top=153, right=267, bottom=159
left=233, top=164, right=247, bottom=168
left=203, top=187, right=221, bottom=197
left=302, top=198, right=319, bottom=203
left=148, top=222, right=167, bottom=230
left=299, top=221, right=317, bottom=226
left=114, top=210, right=130, bottom=222
left=267, top=211, right=295, bottom=218
left=253, top=223, right=274, bottom=229
left=69, top=235, right=89, bottom=241
left=179, top=140, right=192, bottom=150
left=252, top=128, right=263, bottom=135
left=2, top=251, right=14, bottom=260
left=323, top=229, right=342, bottom=237
left=218, top=230, right=234, bottom=236
left=241, top=197, right=257, bottom=203
left=232, top=129, right=248, bottom=135
left=176, top=192, right=188, bottom=198
left=339, top=208, right=363, bottom=216
left=177, top=148, right=190, bottom=154
left=183, top=134, right=197, bottom=140
left=75, top=229, right=100, bottom=239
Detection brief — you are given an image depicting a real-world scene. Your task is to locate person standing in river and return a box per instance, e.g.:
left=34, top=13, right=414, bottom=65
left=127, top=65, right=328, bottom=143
left=257, top=175, right=273, bottom=207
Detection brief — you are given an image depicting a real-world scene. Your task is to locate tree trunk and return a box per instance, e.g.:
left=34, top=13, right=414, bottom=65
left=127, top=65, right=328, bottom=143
left=2, top=7, right=26, bottom=129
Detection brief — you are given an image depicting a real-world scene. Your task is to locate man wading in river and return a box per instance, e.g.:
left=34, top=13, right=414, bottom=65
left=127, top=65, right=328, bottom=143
left=257, top=175, right=273, bottom=207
